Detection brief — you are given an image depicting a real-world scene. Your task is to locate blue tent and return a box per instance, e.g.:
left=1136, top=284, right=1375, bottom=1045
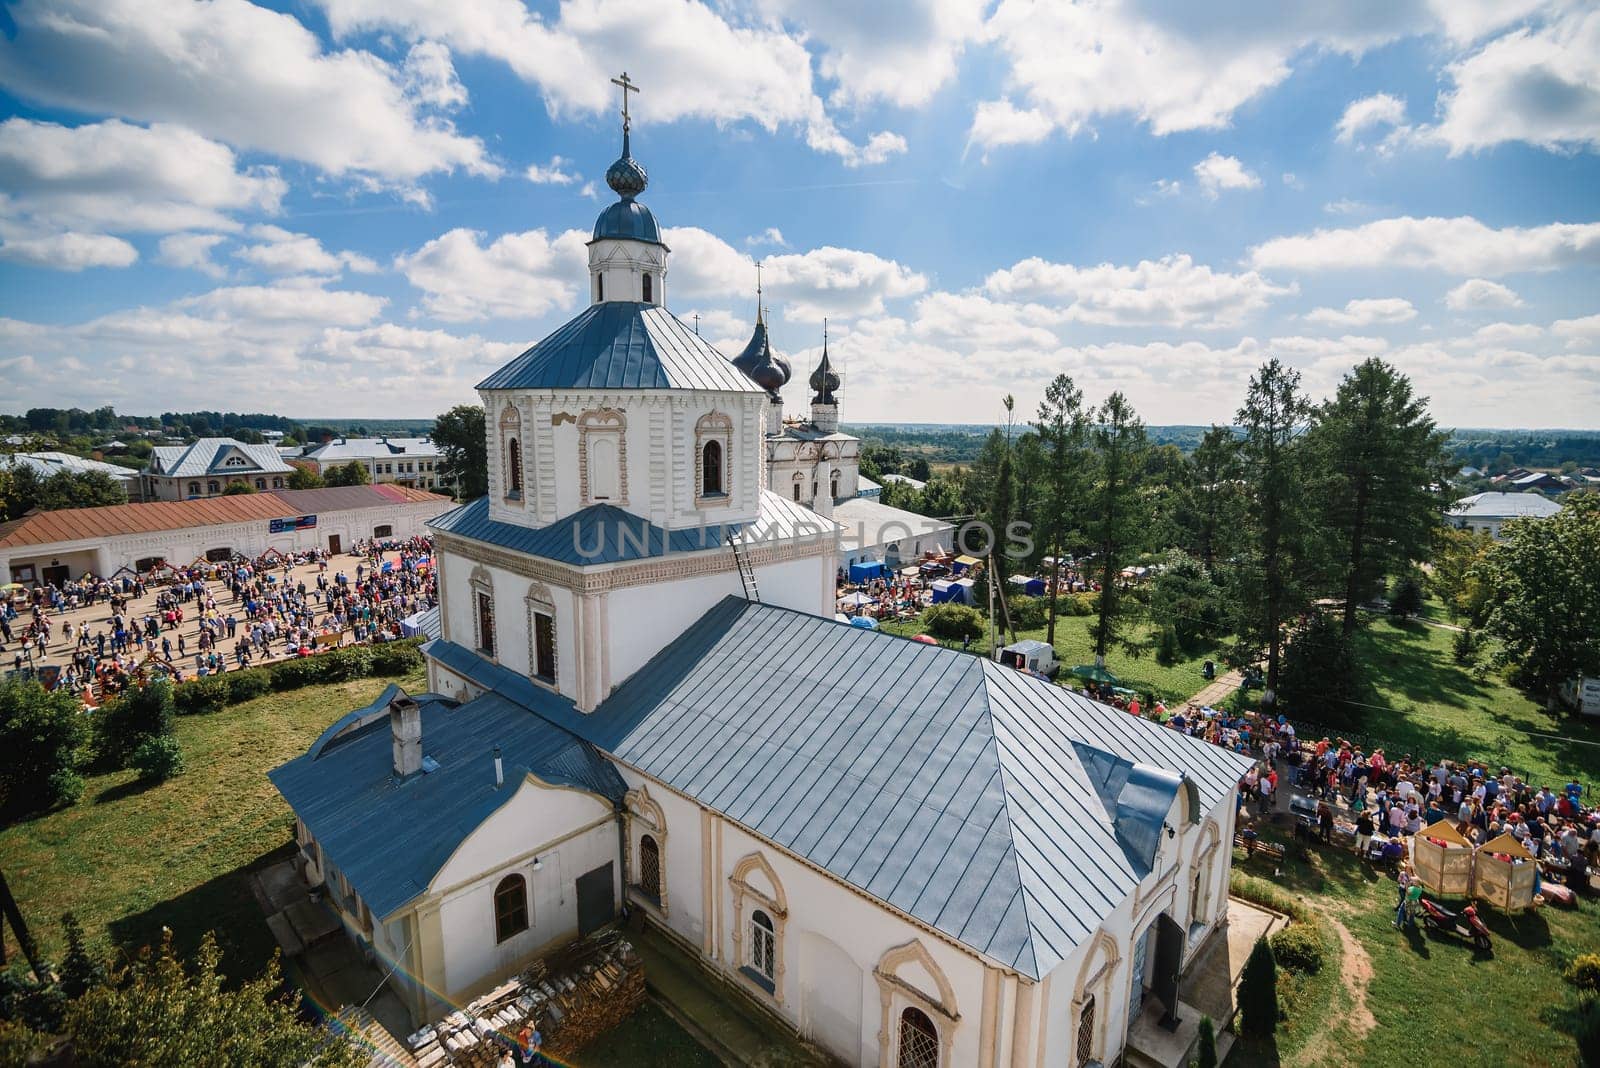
left=1009, top=575, right=1046, bottom=597
left=931, top=578, right=976, bottom=605
left=848, top=560, right=889, bottom=583
left=848, top=615, right=879, bottom=630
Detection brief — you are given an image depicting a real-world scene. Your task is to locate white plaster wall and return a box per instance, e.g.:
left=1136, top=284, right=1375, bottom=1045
left=433, top=779, right=619, bottom=999
left=436, top=555, right=582, bottom=702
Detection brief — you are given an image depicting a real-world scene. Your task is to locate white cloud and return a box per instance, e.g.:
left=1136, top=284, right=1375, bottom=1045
left=0, top=232, right=138, bottom=271
left=1303, top=297, right=1418, bottom=327
left=1323, top=199, right=1372, bottom=215
left=1552, top=313, right=1600, bottom=345
left=0, top=118, right=285, bottom=235
left=1281, top=172, right=1303, bottom=189
left=180, top=278, right=386, bottom=326
left=984, top=253, right=1294, bottom=328
left=402, top=41, right=468, bottom=111
left=745, top=228, right=788, bottom=249
left=967, top=99, right=1055, bottom=152
left=1466, top=321, right=1544, bottom=345
left=1192, top=153, right=1261, bottom=198
left=395, top=227, right=589, bottom=322
left=1444, top=278, right=1524, bottom=310
left=1250, top=215, right=1600, bottom=275
left=1433, top=6, right=1600, bottom=154
left=234, top=225, right=380, bottom=276
left=1335, top=92, right=1409, bottom=145
left=525, top=156, right=580, bottom=186
left=158, top=233, right=228, bottom=278
left=317, top=0, right=904, bottom=167
left=0, top=0, right=497, bottom=190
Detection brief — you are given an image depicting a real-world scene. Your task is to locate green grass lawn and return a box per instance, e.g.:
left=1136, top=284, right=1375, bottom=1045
left=0, top=670, right=426, bottom=977
left=1229, top=828, right=1600, bottom=1068
left=1344, top=616, right=1600, bottom=787
left=878, top=611, right=1224, bottom=704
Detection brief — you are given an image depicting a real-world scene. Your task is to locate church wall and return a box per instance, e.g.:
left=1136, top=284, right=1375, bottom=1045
left=435, top=553, right=582, bottom=704
left=431, top=778, right=619, bottom=1003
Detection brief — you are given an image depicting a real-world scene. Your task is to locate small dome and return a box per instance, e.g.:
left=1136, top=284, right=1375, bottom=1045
left=605, top=154, right=648, bottom=199
left=593, top=199, right=662, bottom=244
left=810, top=343, right=839, bottom=405
left=732, top=318, right=792, bottom=395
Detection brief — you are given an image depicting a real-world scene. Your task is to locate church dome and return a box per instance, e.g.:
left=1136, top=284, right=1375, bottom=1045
left=592, top=199, right=662, bottom=243
left=605, top=154, right=648, bottom=199
left=731, top=318, right=791, bottom=394
left=809, top=342, right=839, bottom=405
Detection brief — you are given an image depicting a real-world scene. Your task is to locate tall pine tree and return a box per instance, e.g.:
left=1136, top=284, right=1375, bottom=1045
left=1033, top=374, right=1090, bottom=646
left=1086, top=392, right=1149, bottom=666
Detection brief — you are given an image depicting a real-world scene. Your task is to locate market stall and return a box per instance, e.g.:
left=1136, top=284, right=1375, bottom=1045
left=1474, top=832, right=1537, bottom=910
left=1411, top=819, right=1475, bottom=895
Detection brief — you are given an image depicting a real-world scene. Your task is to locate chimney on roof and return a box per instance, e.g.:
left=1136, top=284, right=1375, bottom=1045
left=390, top=695, right=422, bottom=778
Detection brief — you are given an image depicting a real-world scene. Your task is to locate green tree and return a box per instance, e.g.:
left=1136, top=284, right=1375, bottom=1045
left=286, top=462, right=325, bottom=490
left=323, top=460, right=371, bottom=487
left=1085, top=392, right=1149, bottom=666
left=1235, top=359, right=1312, bottom=707
left=0, top=677, right=88, bottom=814
left=964, top=427, right=1009, bottom=515
left=95, top=680, right=176, bottom=767
left=1180, top=425, right=1245, bottom=571
left=1278, top=610, right=1361, bottom=724
left=1306, top=359, right=1450, bottom=635
left=221, top=480, right=255, bottom=495
left=1428, top=527, right=1495, bottom=623
left=1479, top=493, right=1600, bottom=708
left=1388, top=574, right=1425, bottom=619
left=1197, top=1015, right=1218, bottom=1068
left=1033, top=373, right=1090, bottom=646
left=1, top=466, right=127, bottom=521
left=58, top=914, right=107, bottom=1000
left=431, top=404, right=487, bottom=499
left=1147, top=549, right=1226, bottom=649
left=1238, top=937, right=1278, bottom=1039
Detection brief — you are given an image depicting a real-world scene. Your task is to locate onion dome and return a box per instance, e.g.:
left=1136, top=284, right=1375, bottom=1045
left=732, top=314, right=792, bottom=395
left=605, top=150, right=648, bottom=199
left=809, top=337, right=839, bottom=405
left=592, top=126, right=662, bottom=243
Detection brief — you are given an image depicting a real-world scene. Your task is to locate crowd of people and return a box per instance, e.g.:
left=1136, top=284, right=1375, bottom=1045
left=2, top=537, right=437, bottom=704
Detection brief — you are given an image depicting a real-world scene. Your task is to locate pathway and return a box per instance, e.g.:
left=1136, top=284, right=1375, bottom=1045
left=1185, top=669, right=1243, bottom=710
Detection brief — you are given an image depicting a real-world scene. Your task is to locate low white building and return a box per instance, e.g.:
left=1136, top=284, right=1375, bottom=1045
left=834, top=495, right=955, bottom=568
left=1449, top=491, right=1561, bottom=539
left=143, top=437, right=295, bottom=500
left=0, top=451, right=141, bottom=496
left=0, top=484, right=450, bottom=585
left=295, top=436, right=449, bottom=491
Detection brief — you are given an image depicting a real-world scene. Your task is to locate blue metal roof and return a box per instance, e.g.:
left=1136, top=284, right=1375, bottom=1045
left=424, top=597, right=1254, bottom=979
left=269, top=686, right=624, bottom=919
left=476, top=302, right=759, bottom=393
left=592, top=199, right=663, bottom=244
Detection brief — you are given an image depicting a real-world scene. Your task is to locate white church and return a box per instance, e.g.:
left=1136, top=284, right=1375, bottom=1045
left=272, top=82, right=1253, bottom=1068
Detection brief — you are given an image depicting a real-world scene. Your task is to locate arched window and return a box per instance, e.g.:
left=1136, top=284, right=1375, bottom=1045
left=506, top=437, right=523, bottom=498
left=898, top=1007, right=940, bottom=1068
left=642, top=272, right=653, bottom=303
left=1075, top=994, right=1096, bottom=1066
left=493, top=874, right=528, bottom=943
left=206, top=480, right=220, bottom=494
left=187, top=482, right=200, bottom=495
left=702, top=440, right=723, bottom=496
left=830, top=472, right=839, bottom=499
left=476, top=589, right=495, bottom=657
left=254, top=478, right=266, bottom=489
left=639, top=834, right=662, bottom=901
left=272, top=477, right=283, bottom=488
left=793, top=483, right=801, bottom=501
left=749, top=909, right=776, bottom=982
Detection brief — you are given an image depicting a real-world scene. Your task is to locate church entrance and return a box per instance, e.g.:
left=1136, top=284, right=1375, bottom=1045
left=576, top=862, right=615, bottom=937
left=1151, top=913, right=1185, bottom=1030
left=1126, top=923, right=1152, bottom=1023
left=328, top=534, right=342, bottom=554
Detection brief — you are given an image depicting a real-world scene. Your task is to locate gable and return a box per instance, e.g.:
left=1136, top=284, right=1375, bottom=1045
left=432, top=776, right=613, bottom=890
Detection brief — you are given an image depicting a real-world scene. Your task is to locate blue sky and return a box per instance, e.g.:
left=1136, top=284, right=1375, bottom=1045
left=1, top=0, right=1597, bottom=427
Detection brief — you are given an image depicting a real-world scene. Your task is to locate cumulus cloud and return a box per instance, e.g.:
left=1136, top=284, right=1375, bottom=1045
left=525, top=157, right=580, bottom=186
left=967, top=99, right=1055, bottom=152
left=158, top=233, right=228, bottom=278
left=1335, top=92, right=1409, bottom=145
left=1444, top=278, right=1524, bottom=310
left=1552, top=313, right=1600, bottom=346
left=984, top=254, right=1294, bottom=328
left=233, top=225, right=380, bottom=276
left=316, top=0, right=905, bottom=167
left=396, top=227, right=589, bottom=321
left=0, top=232, right=139, bottom=271
left=1192, top=153, right=1261, bottom=198
left=1466, top=321, right=1544, bottom=346
left=745, top=228, right=788, bottom=250
left=402, top=41, right=468, bottom=111
left=0, top=0, right=497, bottom=191
left=1303, top=298, right=1418, bottom=327
left=1250, top=215, right=1600, bottom=275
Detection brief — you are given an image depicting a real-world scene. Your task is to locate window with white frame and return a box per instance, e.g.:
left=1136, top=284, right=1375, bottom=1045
left=695, top=411, right=732, bottom=503
left=749, top=909, right=776, bottom=984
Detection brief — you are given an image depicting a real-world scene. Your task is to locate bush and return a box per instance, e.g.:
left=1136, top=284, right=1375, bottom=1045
left=95, top=681, right=175, bottom=767
left=370, top=640, right=424, bottom=676
left=268, top=657, right=321, bottom=692
left=1007, top=594, right=1048, bottom=629
left=1579, top=998, right=1600, bottom=1068
left=1196, top=1015, right=1217, bottom=1068
left=130, top=735, right=184, bottom=783
left=317, top=646, right=373, bottom=682
left=1389, top=574, right=1425, bottom=618
left=1238, top=937, right=1278, bottom=1038
left=224, top=669, right=271, bottom=703
left=173, top=674, right=229, bottom=716
left=1452, top=627, right=1480, bottom=666
left=1155, top=625, right=1181, bottom=666
left=924, top=604, right=986, bottom=642
left=1567, top=954, right=1600, bottom=992
left=0, top=678, right=89, bottom=813
left=1268, top=923, right=1323, bottom=974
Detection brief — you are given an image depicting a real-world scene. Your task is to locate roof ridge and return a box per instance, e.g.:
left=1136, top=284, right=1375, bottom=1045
left=969, top=659, right=1042, bottom=977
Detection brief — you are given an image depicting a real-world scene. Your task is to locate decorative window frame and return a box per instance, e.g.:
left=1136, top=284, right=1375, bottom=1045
left=1068, top=931, right=1120, bottom=1067
left=470, top=565, right=496, bottom=660
left=578, top=408, right=628, bottom=506
left=493, top=872, right=530, bottom=943
left=525, top=581, right=558, bottom=689
left=874, top=940, right=958, bottom=1068
left=729, top=852, right=787, bottom=1003
left=695, top=411, right=733, bottom=505
left=500, top=403, right=525, bottom=503
left=1188, top=820, right=1222, bottom=935
left=623, top=786, right=668, bottom=916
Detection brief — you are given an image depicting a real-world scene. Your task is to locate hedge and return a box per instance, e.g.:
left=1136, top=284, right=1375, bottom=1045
left=1268, top=924, right=1324, bottom=974
left=166, top=638, right=426, bottom=712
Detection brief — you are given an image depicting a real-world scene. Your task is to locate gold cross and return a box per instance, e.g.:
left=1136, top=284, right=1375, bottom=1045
left=611, top=72, right=640, bottom=129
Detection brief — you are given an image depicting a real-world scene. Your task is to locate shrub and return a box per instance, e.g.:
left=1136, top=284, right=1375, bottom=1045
left=1567, top=954, right=1600, bottom=992
left=1196, top=1015, right=1218, bottom=1068
left=1237, top=937, right=1278, bottom=1038
left=317, top=646, right=373, bottom=682
left=224, top=669, right=271, bottom=703
left=130, top=735, right=184, bottom=783
left=1066, top=591, right=1096, bottom=616
left=1389, top=574, right=1425, bottom=618
left=173, top=674, right=229, bottom=716
left=1007, top=594, right=1048, bottom=629
left=924, top=604, right=985, bottom=642
left=268, top=657, right=321, bottom=691
left=1155, top=625, right=1181, bottom=666
left=0, top=678, right=89, bottom=813
left=1452, top=627, right=1480, bottom=666
left=1268, top=923, right=1323, bottom=974
left=1578, top=997, right=1600, bottom=1068
left=95, top=681, right=175, bottom=767
left=370, top=640, right=424, bottom=676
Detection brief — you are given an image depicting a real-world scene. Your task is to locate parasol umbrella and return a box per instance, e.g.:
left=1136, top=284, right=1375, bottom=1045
left=837, top=591, right=877, bottom=608
left=910, top=634, right=939, bottom=645
left=1070, top=664, right=1120, bottom=685
left=848, top=615, right=879, bottom=630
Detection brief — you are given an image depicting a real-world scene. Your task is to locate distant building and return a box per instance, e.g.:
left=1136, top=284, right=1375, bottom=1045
left=144, top=437, right=295, bottom=500
left=295, top=437, right=449, bottom=491
left=1449, top=491, right=1561, bottom=539
left=881, top=472, right=927, bottom=492
left=855, top=474, right=882, bottom=499
left=1505, top=471, right=1569, bottom=494
left=0, top=451, right=141, bottom=495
